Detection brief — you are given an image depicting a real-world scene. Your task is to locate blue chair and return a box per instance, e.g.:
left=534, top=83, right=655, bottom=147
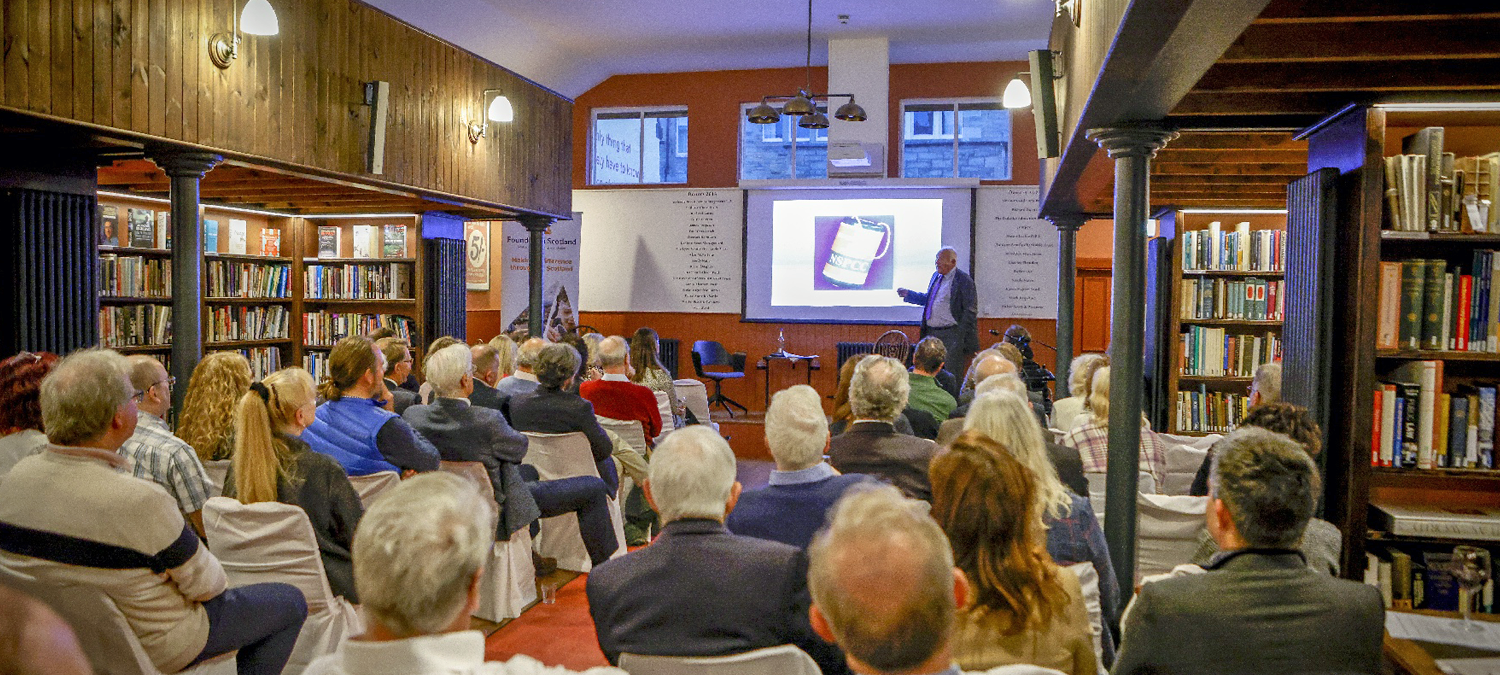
left=692, top=340, right=747, bottom=418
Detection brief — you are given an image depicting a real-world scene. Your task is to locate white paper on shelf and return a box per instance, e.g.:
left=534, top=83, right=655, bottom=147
left=1388, top=611, right=1500, bottom=651
left=1437, top=657, right=1500, bottom=675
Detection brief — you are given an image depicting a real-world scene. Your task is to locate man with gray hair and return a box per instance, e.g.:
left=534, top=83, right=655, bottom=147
left=0, top=349, right=306, bottom=675
left=728, top=385, right=874, bottom=548
left=1113, top=426, right=1383, bottom=675
left=305, top=473, right=625, bottom=675
left=494, top=337, right=548, bottom=417
left=1249, top=361, right=1281, bottom=406
left=580, top=335, right=663, bottom=442
left=828, top=356, right=938, bottom=501
left=467, top=342, right=507, bottom=412
left=807, top=485, right=1055, bottom=675
left=898, top=246, right=980, bottom=375
left=118, top=354, right=213, bottom=537
left=586, top=426, right=847, bottom=674
left=509, top=343, right=619, bottom=494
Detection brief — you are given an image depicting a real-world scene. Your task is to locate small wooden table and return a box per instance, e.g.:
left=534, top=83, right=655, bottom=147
left=756, top=351, right=820, bottom=407
left=1385, top=609, right=1500, bottom=675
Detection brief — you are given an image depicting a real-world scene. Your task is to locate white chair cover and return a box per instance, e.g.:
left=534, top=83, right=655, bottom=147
left=654, top=391, right=675, bottom=443
left=1086, top=471, right=1160, bottom=524
left=1158, top=432, right=1223, bottom=452
left=1062, top=562, right=1107, bottom=675
left=1161, top=444, right=1208, bottom=496
left=347, top=471, right=400, bottom=507
left=1134, top=493, right=1210, bottom=584
left=202, top=459, right=231, bottom=498
left=522, top=432, right=627, bottom=572
left=673, top=379, right=719, bottom=432
left=438, top=461, right=537, bottom=621
left=620, top=644, right=822, bottom=675
left=598, top=417, right=649, bottom=459
left=202, top=497, right=363, bottom=675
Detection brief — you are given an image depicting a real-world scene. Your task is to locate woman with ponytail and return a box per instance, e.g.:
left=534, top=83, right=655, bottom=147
left=226, top=367, right=364, bottom=602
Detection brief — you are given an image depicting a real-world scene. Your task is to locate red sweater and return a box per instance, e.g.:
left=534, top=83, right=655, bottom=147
left=579, top=378, right=663, bottom=440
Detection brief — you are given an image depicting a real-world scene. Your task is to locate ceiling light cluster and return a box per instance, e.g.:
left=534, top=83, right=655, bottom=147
left=745, top=0, right=867, bottom=129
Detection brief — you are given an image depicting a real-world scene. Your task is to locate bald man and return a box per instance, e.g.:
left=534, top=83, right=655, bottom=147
left=898, top=247, right=979, bottom=375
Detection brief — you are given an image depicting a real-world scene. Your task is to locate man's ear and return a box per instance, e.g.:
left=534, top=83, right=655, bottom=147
left=953, top=566, right=971, bottom=609
left=809, top=604, right=836, bottom=643
left=725, top=481, right=743, bottom=516
left=642, top=479, right=658, bottom=514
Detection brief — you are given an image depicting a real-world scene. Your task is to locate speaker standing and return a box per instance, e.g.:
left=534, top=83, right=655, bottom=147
left=897, top=247, right=979, bottom=375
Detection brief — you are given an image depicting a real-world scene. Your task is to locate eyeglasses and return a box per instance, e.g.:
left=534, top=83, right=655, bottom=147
left=130, top=389, right=146, bottom=403
left=156, top=376, right=177, bottom=389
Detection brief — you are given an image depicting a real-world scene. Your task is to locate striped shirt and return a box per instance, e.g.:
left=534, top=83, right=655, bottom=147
left=1060, top=416, right=1168, bottom=489
left=120, top=412, right=212, bottom=515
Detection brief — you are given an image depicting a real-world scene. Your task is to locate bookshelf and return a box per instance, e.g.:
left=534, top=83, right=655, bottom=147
left=1163, top=209, right=1287, bottom=436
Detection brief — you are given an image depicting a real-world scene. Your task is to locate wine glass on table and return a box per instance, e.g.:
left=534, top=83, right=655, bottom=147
left=1450, top=545, right=1492, bottom=632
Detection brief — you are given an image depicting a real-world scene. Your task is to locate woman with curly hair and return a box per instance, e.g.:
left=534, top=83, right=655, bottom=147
left=0, top=351, right=59, bottom=477
left=177, top=351, right=253, bottom=462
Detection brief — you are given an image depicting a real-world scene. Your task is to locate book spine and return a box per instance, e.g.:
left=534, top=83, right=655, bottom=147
left=1378, top=262, right=1402, bottom=350
left=1449, top=395, right=1469, bottom=470
left=1400, top=259, right=1427, bottom=350
left=1459, top=275, right=1474, bottom=351
left=1372, top=388, right=1384, bottom=467
left=1401, top=384, right=1421, bottom=468
left=1423, top=258, right=1447, bottom=350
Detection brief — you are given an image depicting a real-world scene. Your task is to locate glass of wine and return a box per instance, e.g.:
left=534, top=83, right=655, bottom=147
left=1450, top=545, right=1492, bottom=632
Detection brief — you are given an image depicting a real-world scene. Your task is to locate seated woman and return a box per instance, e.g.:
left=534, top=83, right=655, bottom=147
left=0, top=351, right=58, bottom=478
left=177, top=352, right=254, bottom=462
left=227, top=367, right=363, bottom=602
left=1052, top=353, right=1107, bottom=433
left=828, top=354, right=926, bottom=438
left=489, top=333, right=518, bottom=379
left=629, top=327, right=686, bottom=427
left=508, top=343, right=620, bottom=494
left=302, top=336, right=440, bottom=476
left=1060, top=365, right=1169, bottom=489
left=931, top=430, right=1099, bottom=675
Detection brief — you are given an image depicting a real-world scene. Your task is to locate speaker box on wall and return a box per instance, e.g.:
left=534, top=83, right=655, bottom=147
left=1029, top=50, right=1060, bottom=159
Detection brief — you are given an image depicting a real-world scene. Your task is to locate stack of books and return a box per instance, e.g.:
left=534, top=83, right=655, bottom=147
left=1378, top=256, right=1500, bottom=352
left=304, top=263, right=414, bottom=300
left=1179, top=326, right=1282, bottom=377
left=99, top=255, right=171, bottom=297
left=213, top=347, right=283, bottom=380
left=304, top=351, right=329, bottom=384
left=302, top=312, right=415, bottom=347
left=99, top=306, right=171, bottom=347
left=1175, top=387, right=1253, bottom=434
left=1181, top=277, right=1284, bottom=321
left=207, top=306, right=290, bottom=343
left=1372, top=360, right=1496, bottom=469
left=207, top=261, right=292, bottom=299
left=1384, top=126, right=1499, bottom=233
left=1182, top=222, right=1285, bottom=272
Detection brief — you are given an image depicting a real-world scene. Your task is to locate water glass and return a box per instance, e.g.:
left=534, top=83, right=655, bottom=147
left=1451, top=545, right=1492, bottom=632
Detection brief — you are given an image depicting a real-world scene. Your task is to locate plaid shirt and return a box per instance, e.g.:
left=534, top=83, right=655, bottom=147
left=1061, top=416, right=1168, bottom=489
left=119, top=412, right=212, bottom=515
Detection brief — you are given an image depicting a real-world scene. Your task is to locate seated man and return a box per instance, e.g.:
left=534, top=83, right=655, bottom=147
left=938, top=373, right=1086, bottom=498
left=119, top=355, right=213, bottom=537
left=947, top=354, right=1016, bottom=420
left=374, top=337, right=419, bottom=414
left=468, top=343, right=507, bottom=412
left=579, top=336, right=663, bottom=443
left=508, top=343, right=619, bottom=494
left=828, top=356, right=938, bottom=501
left=586, top=427, right=847, bottom=675
left=304, top=472, right=625, bottom=675
left=303, top=336, right=440, bottom=476
left=403, top=345, right=618, bottom=567
left=0, top=349, right=306, bottom=675
left=907, top=337, right=958, bottom=422
left=495, top=337, right=547, bottom=420
left=807, top=485, right=1053, bottom=675
left=727, top=385, right=873, bottom=548
left=1113, top=427, right=1384, bottom=675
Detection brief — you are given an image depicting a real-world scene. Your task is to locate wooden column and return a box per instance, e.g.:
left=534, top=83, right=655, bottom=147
left=150, top=151, right=222, bottom=414
left=1050, top=215, right=1086, bottom=392
left=520, top=215, right=554, bottom=338
left=1085, top=126, right=1176, bottom=603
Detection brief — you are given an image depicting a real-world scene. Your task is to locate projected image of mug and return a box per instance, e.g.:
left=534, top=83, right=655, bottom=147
left=822, top=216, right=892, bottom=288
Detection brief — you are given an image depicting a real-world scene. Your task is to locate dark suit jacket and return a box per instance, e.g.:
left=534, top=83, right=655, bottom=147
left=493, top=375, right=541, bottom=422
left=934, top=368, right=961, bottom=400
left=508, top=385, right=618, bottom=491
left=1114, top=549, right=1385, bottom=675
left=828, top=421, right=937, bottom=501
left=383, top=378, right=419, bottom=415
left=585, top=519, right=847, bottom=674
left=902, top=268, right=979, bottom=356
left=935, top=418, right=1089, bottom=498
left=402, top=398, right=539, bottom=538
left=470, top=378, right=507, bottom=413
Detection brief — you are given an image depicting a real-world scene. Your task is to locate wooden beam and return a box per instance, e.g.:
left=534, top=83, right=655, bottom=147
left=1225, top=19, right=1500, bottom=63
left=1152, top=174, right=1296, bottom=187
left=1256, top=1, right=1500, bottom=23
left=1173, top=91, right=1366, bottom=116
left=1155, top=148, right=1308, bottom=164
left=1196, top=59, right=1500, bottom=93
left=1166, top=132, right=1302, bottom=150
left=1152, top=162, right=1306, bottom=177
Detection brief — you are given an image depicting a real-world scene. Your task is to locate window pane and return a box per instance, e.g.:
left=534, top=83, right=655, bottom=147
left=646, top=114, right=688, bottom=183
left=794, top=141, right=827, bottom=179
left=741, top=111, right=792, bottom=180
left=592, top=115, right=643, bottom=184
left=903, top=105, right=954, bottom=178
left=956, top=105, right=1011, bottom=180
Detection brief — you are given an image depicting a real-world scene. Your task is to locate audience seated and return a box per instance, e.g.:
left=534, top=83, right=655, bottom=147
left=495, top=338, right=547, bottom=415
left=0, top=351, right=58, bottom=478
left=907, top=337, right=959, bottom=422
left=1189, top=402, right=1342, bottom=575
left=302, top=336, right=441, bottom=476
left=490, top=333, right=519, bottom=380
left=0, top=349, right=306, bottom=675
left=953, top=377, right=1088, bottom=498
left=828, top=356, right=939, bottom=501
left=304, top=473, right=626, bottom=675
left=1050, top=354, right=1106, bottom=434
left=945, top=355, right=1017, bottom=421
left=806, top=485, right=1063, bottom=675
left=580, top=336, right=664, bottom=442
left=1113, top=427, right=1383, bottom=675
left=559, top=334, right=599, bottom=395
left=957, top=347, right=1003, bottom=404
left=417, top=337, right=465, bottom=405
left=931, top=431, right=1098, bottom=675
left=177, top=351, right=254, bottom=462
left=727, top=385, right=874, bottom=548
left=1060, top=366, right=1168, bottom=488
left=0, top=582, right=92, bottom=675
left=404, top=345, right=617, bottom=566
left=225, top=367, right=364, bottom=602
left=119, top=355, right=214, bottom=537
left=830, top=354, right=918, bottom=438
left=509, top=343, right=620, bottom=493
left=629, top=327, right=686, bottom=426
left=586, top=427, right=847, bottom=674
left=469, top=343, right=508, bottom=412
left=375, top=337, right=419, bottom=414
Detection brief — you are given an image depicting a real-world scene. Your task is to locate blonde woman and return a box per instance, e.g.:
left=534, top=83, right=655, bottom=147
left=1052, top=353, right=1107, bottom=433
left=1060, top=365, right=1169, bottom=488
left=178, top=352, right=254, bottom=462
left=489, top=333, right=519, bottom=379
left=226, top=367, right=363, bottom=602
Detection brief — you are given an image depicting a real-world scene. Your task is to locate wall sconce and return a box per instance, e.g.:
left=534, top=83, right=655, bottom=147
left=209, top=0, right=279, bottom=69
left=467, top=89, right=514, bottom=143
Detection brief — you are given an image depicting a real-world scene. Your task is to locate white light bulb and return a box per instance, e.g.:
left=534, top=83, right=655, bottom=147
left=1002, top=77, right=1031, bottom=109
left=487, top=95, right=514, bottom=123
left=240, top=0, right=279, bottom=36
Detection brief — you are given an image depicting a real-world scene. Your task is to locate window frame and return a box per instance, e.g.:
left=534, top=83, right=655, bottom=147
left=898, top=97, right=1012, bottom=180
left=589, top=105, right=690, bottom=186
left=738, top=102, right=830, bottom=181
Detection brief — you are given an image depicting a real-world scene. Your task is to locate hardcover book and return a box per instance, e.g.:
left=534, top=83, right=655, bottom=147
left=1370, top=502, right=1500, bottom=542
left=317, top=226, right=340, bottom=259
left=127, top=208, right=155, bottom=248
left=383, top=224, right=408, bottom=258
left=100, top=206, right=120, bottom=246
left=352, top=224, right=376, bottom=258
left=260, top=229, right=281, bottom=257
left=204, top=219, right=219, bottom=253
left=156, top=211, right=171, bottom=249
left=227, top=219, right=248, bottom=255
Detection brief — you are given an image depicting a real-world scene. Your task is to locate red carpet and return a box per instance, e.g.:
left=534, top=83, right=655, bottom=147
left=485, top=573, right=611, bottom=670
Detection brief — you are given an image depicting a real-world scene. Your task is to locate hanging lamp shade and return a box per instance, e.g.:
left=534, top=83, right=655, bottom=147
left=240, top=0, right=279, bottom=36
left=798, top=111, right=830, bottom=130
left=1002, top=76, right=1031, bottom=109
left=747, top=100, right=781, bottom=124
left=487, top=95, right=514, bottom=123
left=781, top=91, right=816, bottom=117
left=834, top=98, right=867, bottom=122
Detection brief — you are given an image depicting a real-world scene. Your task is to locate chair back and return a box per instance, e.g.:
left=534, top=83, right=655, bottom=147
left=520, top=432, right=600, bottom=481
left=1134, top=493, right=1210, bottom=583
left=692, top=340, right=733, bottom=371
left=619, top=645, right=822, bottom=675
left=1062, top=562, right=1107, bottom=675
left=440, top=460, right=496, bottom=502
left=1085, top=471, right=1159, bottom=522
left=654, top=390, right=674, bottom=425
left=1158, top=432, right=1223, bottom=451
left=674, top=379, right=713, bottom=426
left=1161, top=443, right=1209, bottom=496
left=440, top=461, right=536, bottom=622
left=0, top=566, right=156, bottom=675
left=202, top=459, right=231, bottom=498
left=202, top=497, right=337, bottom=611
left=873, top=329, right=913, bottom=364
left=598, top=417, right=648, bottom=457
left=347, top=470, right=400, bottom=507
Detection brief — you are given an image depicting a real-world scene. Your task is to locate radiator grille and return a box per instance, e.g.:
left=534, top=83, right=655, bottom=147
left=1, top=189, right=99, bottom=354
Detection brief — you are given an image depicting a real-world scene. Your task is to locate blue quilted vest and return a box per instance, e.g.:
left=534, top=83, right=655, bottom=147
left=303, top=397, right=400, bottom=476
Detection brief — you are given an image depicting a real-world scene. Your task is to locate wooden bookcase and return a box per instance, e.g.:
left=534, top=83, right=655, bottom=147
left=1161, top=209, right=1287, bottom=436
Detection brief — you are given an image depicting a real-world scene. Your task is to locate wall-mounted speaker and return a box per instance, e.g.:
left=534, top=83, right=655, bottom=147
left=1029, top=50, right=1061, bottom=159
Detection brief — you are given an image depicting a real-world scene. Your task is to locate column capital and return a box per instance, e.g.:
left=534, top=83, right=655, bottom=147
left=149, top=150, right=223, bottom=179
left=1047, top=214, right=1088, bottom=231
left=519, top=215, right=554, bottom=233
left=1085, top=126, right=1178, bottom=160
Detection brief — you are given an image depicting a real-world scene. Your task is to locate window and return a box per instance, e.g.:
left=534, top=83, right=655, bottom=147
left=739, top=104, right=829, bottom=180
left=590, top=107, right=688, bottom=185
left=901, top=100, right=1011, bottom=180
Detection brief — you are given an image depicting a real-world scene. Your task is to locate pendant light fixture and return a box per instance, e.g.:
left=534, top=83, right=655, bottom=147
left=746, top=0, right=866, bottom=127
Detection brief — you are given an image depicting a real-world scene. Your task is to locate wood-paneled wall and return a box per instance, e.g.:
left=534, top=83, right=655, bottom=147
left=0, top=0, right=571, bottom=217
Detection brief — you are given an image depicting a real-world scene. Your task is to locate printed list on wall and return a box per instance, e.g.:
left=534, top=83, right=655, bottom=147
left=574, top=188, right=745, bottom=313
left=975, top=186, right=1059, bottom=319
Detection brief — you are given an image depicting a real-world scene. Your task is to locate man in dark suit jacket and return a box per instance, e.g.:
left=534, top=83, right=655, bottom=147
left=468, top=343, right=508, bottom=412
left=508, top=343, right=619, bottom=494
left=402, top=344, right=618, bottom=566
left=1114, top=427, right=1384, bottom=675
left=375, top=337, right=419, bottom=414
left=827, top=356, right=937, bottom=501
left=897, top=247, right=979, bottom=375
left=586, top=427, right=847, bottom=675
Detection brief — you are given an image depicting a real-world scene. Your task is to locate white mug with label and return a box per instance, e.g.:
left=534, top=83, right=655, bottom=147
left=822, top=217, right=892, bottom=288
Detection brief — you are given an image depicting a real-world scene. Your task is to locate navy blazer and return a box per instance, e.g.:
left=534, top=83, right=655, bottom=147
left=828, top=420, right=938, bottom=502
left=585, top=519, right=848, bottom=674
left=493, top=376, right=541, bottom=422
left=383, top=378, right=419, bottom=415
left=470, top=378, right=507, bottom=413
left=901, top=268, right=979, bottom=353
left=508, top=385, right=618, bottom=491
left=402, top=398, right=540, bottom=538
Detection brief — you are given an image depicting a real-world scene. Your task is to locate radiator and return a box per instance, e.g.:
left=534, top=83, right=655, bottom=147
left=836, top=342, right=876, bottom=369
left=659, top=338, right=680, bottom=379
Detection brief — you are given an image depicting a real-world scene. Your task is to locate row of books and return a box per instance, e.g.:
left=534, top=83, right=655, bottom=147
left=302, top=312, right=415, bottom=347
left=100, top=305, right=171, bottom=347
left=207, top=306, right=290, bottom=343
left=1174, top=387, right=1253, bottom=434
left=1365, top=542, right=1496, bottom=613
left=204, top=220, right=276, bottom=256
left=317, top=224, right=408, bottom=259
left=1181, top=222, right=1285, bottom=272
left=100, top=255, right=171, bottom=298
left=304, top=352, right=330, bottom=384
left=100, top=206, right=169, bottom=249
left=1377, top=255, right=1500, bottom=352
left=304, top=263, right=414, bottom=300
left=1178, top=326, right=1282, bottom=378
left=206, top=261, right=292, bottom=299
left=213, top=347, right=283, bottom=380
left=1180, top=277, right=1284, bottom=322
left=1372, top=360, right=1496, bottom=469
left=1383, top=126, right=1498, bottom=233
